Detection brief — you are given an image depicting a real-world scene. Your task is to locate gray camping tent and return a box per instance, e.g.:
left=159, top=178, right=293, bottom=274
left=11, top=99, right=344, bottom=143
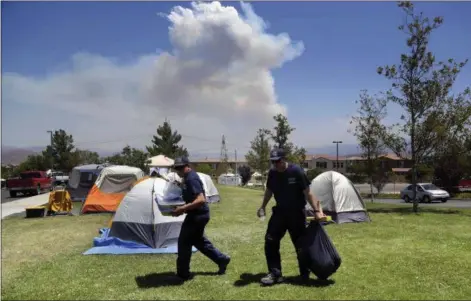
left=306, top=171, right=370, bottom=224
left=109, top=177, right=186, bottom=248
left=67, top=164, right=106, bottom=202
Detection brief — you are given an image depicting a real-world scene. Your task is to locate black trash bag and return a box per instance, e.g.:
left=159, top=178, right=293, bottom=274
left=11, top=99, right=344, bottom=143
left=297, top=221, right=342, bottom=280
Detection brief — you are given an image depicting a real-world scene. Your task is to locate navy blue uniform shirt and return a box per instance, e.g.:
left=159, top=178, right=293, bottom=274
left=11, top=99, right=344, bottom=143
left=181, top=170, right=209, bottom=215
left=266, top=163, right=310, bottom=210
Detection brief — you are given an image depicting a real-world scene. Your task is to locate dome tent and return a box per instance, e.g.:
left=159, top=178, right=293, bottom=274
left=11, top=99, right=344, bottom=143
left=81, top=165, right=145, bottom=214
left=166, top=172, right=221, bottom=203
left=67, top=164, right=106, bottom=202
left=83, top=177, right=197, bottom=255
left=306, top=171, right=370, bottom=224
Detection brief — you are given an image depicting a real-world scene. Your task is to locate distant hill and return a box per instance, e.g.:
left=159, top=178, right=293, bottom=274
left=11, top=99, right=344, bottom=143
left=1, top=145, right=116, bottom=166
left=1, top=143, right=363, bottom=165
left=1, top=146, right=43, bottom=165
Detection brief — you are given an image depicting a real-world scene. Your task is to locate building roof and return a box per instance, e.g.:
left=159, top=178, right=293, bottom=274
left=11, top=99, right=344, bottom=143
left=309, top=154, right=348, bottom=161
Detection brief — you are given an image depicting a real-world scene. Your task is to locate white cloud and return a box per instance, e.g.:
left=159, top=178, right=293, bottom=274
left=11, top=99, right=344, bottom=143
left=2, top=1, right=305, bottom=156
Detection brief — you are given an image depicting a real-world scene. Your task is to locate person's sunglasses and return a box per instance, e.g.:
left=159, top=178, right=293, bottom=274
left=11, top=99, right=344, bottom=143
left=271, top=159, right=281, bottom=164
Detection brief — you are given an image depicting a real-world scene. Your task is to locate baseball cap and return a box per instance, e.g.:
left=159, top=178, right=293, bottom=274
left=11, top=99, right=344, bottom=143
left=173, top=156, right=190, bottom=168
left=269, top=148, right=286, bottom=161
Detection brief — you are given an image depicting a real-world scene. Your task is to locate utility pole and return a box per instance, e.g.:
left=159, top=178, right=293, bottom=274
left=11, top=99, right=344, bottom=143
left=47, top=130, right=54, bottom=171
left=219, top=135, right=228, bottom=174
left=235, top=149, right=238, bottom=174
left=332, top=141, right=343, bottom=171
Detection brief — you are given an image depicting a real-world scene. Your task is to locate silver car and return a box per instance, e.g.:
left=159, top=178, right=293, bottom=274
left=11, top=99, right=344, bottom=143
left=400, top=183, right=450, bottom=203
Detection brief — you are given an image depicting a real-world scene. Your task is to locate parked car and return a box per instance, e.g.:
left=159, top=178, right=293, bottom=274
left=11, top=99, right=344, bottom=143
left=400, top=183, right=450, bottom=203
left=5, top=171, right=52, bottom=198
left=48, top=170, right=69, bottom=188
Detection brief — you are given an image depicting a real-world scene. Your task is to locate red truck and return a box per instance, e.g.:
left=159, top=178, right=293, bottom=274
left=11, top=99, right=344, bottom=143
left=6, top=171, right=52, bottom=198
left=458, top=179, right=471, bottom=192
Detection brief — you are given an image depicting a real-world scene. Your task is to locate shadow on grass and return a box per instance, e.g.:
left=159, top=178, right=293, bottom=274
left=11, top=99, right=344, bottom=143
left=233, top=273, right=335, bottom=287
left=135, top=271, right=219, bottom=288
left=368, top=206, right=470, bottom=216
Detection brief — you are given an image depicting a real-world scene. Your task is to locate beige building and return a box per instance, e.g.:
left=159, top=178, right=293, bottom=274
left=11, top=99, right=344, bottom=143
left=190, top=153, right=412, bottom=179
left=305, top=154, right=348, bottom=173
left=304, top=153, right=413, bottom=175
left=190, top=158, right=247, bottom=178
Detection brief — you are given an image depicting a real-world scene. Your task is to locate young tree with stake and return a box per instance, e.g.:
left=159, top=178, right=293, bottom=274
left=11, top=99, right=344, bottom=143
left=377, top=1, right=469, bottom=212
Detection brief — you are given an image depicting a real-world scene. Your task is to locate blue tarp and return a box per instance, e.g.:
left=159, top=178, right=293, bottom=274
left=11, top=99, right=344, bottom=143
left=83, top=228, right=197, bottom=255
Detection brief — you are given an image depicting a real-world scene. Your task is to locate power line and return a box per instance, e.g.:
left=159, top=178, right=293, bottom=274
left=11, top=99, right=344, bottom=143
left=63, top=130, right=345, bottom=156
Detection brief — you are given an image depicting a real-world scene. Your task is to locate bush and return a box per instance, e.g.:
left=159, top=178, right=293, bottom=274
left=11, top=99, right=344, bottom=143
left=306, top=168, right=323, bottom=181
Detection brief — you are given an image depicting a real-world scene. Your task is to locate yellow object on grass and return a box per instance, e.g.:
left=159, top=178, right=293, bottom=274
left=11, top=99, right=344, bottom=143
left=47, top=190, right=73, bottom=213
left=306, top=215, right=332, bottom=222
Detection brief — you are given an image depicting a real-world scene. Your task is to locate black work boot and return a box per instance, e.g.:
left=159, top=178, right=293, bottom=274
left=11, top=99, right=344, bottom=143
left=260, top=273, right=284, bottom=286
left=299, top=272, right=310, bottom=283
left=176, top=271, right=193, bottom=281
left=218, top=256, right=231, bottom=275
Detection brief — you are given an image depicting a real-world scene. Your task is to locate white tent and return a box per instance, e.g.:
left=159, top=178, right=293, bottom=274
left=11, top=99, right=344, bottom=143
left=109, top=177, right=186, bottom=249
left=165, top=172, right=221, bottom=203
left=197, top=173, right=220, bottom=203
left=218, top=173, right=242, bottom=186
left=307, top=171, right=370, bottom=224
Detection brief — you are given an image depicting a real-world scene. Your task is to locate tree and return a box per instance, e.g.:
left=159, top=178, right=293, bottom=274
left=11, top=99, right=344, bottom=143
left=346, top=162, right=368, bottom=184
left=432, top=135, right=471, bottom=192
left=245, top=129, right=272, bottom=176
left=195, top=164, right=213, bottom=175
left=429, top=92, right=471, bottom=191
left=43, top=129, right=76, bottom=172
left=270, top=114, right=307, bottom=165
left=237, top=165, right=252, bottom=185
left=72, top=149, right=101, bottom=165
left=377, top=1, right=470, bottom=212
left=10, top=154, right=50, bottom=176
left=105, top=146, right=151, bottom=174
left=349, top=90, right=388, bottom=202
left=306, top=168, right=323, bottom=182
left=146, top=120, right=189, bottom=158
left=372, top=171, right=391, bottom=195
left=405, top=163, right=434, bottom=183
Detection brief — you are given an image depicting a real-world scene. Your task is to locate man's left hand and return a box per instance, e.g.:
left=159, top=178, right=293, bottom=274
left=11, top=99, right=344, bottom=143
left=172, top=206, right=185, bottom=216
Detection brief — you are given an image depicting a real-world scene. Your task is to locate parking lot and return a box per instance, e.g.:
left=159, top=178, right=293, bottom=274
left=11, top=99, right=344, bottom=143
left=354, top=183, right=408, bottom=194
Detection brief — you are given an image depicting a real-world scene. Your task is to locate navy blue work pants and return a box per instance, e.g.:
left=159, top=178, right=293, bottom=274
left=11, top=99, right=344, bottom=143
left=264, top=206, right=309, bottom=277
left=177, top=213, right=227, bottom=275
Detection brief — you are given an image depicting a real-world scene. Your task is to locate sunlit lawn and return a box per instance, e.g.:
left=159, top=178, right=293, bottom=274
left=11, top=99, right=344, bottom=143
left=2, top=186, right=471, bottom=300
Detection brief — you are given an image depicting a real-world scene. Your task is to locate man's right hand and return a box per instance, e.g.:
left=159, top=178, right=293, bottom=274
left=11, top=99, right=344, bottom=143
left=314, top=211, right=326, bottom=220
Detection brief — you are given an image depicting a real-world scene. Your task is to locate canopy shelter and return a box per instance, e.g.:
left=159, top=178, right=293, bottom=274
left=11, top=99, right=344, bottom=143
left=148, top=155, right=175, bottom=177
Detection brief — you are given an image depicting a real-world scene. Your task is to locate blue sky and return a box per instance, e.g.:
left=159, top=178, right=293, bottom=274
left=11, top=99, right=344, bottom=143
left=2, top=1, right=470, bottom=156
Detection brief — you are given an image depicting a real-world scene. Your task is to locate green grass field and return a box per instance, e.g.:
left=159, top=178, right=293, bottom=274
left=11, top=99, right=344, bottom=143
left=2, top=186, right=471, bottom=300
